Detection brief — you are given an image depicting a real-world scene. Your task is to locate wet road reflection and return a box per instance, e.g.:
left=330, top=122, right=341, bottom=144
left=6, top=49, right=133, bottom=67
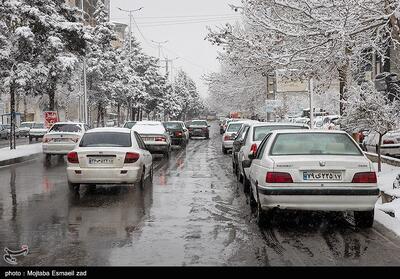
left=0, top=122, right=400, bottom=266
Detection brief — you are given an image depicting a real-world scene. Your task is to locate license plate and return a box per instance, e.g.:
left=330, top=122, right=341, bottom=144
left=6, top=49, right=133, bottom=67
left=88, top=158, right=114, bottom=165
left=53, top=138, right=69, bottom=142
left=303, top=171, right=342, bottom=181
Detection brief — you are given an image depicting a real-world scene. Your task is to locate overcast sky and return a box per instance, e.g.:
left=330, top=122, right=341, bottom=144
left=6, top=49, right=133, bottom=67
left=109, top=0, right=240, bottom=98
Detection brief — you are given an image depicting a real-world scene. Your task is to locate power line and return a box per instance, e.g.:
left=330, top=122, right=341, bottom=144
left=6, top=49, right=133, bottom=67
left=111, top=13, right=239, bottom=20
left=137, top=18, right=238, bottom=28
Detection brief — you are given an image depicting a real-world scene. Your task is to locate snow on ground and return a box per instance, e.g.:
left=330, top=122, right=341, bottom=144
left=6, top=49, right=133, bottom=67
left=0, top=143, right=42, bottom=161
left=373, top=162, right=400, bottom=236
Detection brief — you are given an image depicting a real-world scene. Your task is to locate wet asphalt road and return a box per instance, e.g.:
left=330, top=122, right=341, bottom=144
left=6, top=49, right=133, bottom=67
left=1, top=122, right=400, bottom=266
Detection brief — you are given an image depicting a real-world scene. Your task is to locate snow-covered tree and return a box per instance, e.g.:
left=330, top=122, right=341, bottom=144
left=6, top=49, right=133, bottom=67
left=340, top=82, right=400, bottom=171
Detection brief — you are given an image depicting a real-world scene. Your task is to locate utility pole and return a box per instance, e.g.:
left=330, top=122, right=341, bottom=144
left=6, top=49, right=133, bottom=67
left=309, top=77, right=314, bottom=129
left=118, top=7, right=143, bottom=52
left=81, top=1, right=88, bottom=125
left=161, top=56, right=179, bottom=81
left=151, top=40, right=168, bottom=60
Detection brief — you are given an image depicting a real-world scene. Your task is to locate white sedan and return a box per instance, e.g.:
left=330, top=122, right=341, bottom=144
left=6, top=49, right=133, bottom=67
left=66, top=127, right=153, bottom=192
left=246, top=130, right=379, bottom=228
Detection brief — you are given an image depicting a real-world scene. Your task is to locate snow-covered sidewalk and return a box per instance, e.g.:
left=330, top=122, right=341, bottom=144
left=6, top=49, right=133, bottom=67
left=0, top=143, right=43, bottom=166
left=373, top=162, right=400, bottom=236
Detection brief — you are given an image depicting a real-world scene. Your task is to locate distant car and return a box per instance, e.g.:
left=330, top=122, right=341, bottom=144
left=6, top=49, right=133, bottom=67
left=188, top=120, right=210, bottom=139
left=163, top=121, right=189, bottom=147
left=66, top=127, right=153, bottom=192
left=29, top=122, right=48, bottom=142
left=236, top=122, right=309, bottom=192
left=221, top=118, right=239, bottom=134
left=222, top=120, right=257, bottom=154
left=42, top=122, right=90, bottom=160
left=322, top=115, right=340, bottom=130
left=0, top=124, right=8, bottom=139
left=362, top=130, right=400, bottom=157
left=131, top=121, right=171, bottom=158
left=123, top=121, right=137, bottom=129
left=246, top=130, right=379, bottom=228
left=2, top=124, right=20, bottom=139
left=19, top=121, right=35, bottom=137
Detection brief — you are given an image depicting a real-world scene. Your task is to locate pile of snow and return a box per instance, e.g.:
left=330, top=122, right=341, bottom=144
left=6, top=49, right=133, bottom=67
left=0, top=143, right=42, bottom=161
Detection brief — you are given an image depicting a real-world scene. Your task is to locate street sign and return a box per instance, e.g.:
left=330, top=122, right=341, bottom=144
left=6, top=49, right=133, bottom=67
left=44, top=111, right=59, bottom=128
left=265, top=100, right=282, bottom=112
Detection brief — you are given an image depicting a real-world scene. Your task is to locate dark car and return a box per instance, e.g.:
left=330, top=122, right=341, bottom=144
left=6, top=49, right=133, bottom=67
left=188, top=120, right=210, bottom=139
left=163, top=121, right=189, bottom=147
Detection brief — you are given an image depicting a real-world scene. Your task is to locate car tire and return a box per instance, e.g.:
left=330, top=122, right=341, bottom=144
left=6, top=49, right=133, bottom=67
left=354, top=210, right=374, bottom=228
left=29, top=136, right=32, bottom=143
left=45, top=154, right=51, bottom=162
left=243, top=175, right=251, bottom=193
left=139, top=167, right=146, bottom=189
left=222, top=146, right=227, bottom=154
left=164, top=147, right=171, bottom=158
left=149, top=164, right=154, bottom=183
left=68, top=182, right=80, bottom=193
left=249, top=185, right=257, bottom=213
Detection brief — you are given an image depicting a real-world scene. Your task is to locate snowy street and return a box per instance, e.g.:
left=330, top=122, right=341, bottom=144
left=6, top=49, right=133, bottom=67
left=1, top=122, right=400, bottom=266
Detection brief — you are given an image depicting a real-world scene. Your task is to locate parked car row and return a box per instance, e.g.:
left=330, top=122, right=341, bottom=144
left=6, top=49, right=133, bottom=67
left=223, top=121, right=379, bottom=229
left=0, top=121, right=47, bottom=141
left=39, top=119, right=210, bottom=192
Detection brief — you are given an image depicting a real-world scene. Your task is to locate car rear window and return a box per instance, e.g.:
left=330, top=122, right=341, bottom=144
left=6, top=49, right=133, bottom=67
left=227, top=123, right=243, bottom=132
left=270, top=133, right=362, bottom=156
left=33, top=123, right=44, bottom=128
left=50, top=124, right=81, bottom=133
left=253, top=125, right=308, bottom=141
left=163, top=122, right=182, bottom=129
left=191, top=121, right=207, bottom=126
left=79, top=132, right=132, bottom=147
left=123, top=122, right=136, bottom=129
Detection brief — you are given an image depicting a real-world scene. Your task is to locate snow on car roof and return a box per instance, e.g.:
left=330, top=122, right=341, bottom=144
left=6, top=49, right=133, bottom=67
left=251, top=122, right=309, bottom=128
left=86, top=127, right=131, bottom=134
left=132, top=122, right=166, bottom=134
left=272, top=129, right=347, bottom=135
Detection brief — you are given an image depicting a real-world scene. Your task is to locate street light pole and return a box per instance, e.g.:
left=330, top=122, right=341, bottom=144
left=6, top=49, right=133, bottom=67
left=151, top=40, right=168, bottom=60
left=117, top=7, right=143, bottom=52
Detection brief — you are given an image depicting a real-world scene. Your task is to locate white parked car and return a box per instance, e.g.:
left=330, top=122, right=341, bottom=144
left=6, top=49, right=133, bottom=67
left=66, top=127, right=153, bottom=192
left=42, top=122, right=90, bottom=159
left=19, top=121, right=35, bottom=137
left=131, top=121, right=171, bottom=158
left=321, top=115, right=340, bottom=130
left=29, top=122, right=48, bottom=142
left=362, top=130, right=400, bottom=157
left=222, top=119, right=257, bottom=154
left=245, top=130, right=379, bottom=228
left=236, top=122, right=309, bottom=193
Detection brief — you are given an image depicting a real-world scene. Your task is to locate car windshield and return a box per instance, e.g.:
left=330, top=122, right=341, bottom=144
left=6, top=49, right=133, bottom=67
left=270, top=133, right=363, bottom=156
left=163, top=122, right=182, bottom=129
left=227, top=123, right=243, bottom=133
left=50, top=123, right=81, bottom=133
left=33, top=123, right=44, bottom=128
left=20, top=123, right=32, bottom=128
left=123, top=122, right=136, bottom=129
left=191, top=121, right=207, bottom=126
left=79, top=132, right=132, bottom=147
left=253, top=125, right=308, bottom=141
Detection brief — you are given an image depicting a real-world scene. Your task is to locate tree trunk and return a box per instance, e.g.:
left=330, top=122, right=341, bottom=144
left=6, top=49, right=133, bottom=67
left=101, top=105, right=105, bottom=127
left=136, top=107, right=140, bottom=121
left=97, top=103, right=101, bottom=127
left=117, top=103, right=121, bottom=126
left=9, top=82, right=16, bottom=149
left=23, top=94, right=27, bottom=122
left=377, top=133, right=383, bottom=172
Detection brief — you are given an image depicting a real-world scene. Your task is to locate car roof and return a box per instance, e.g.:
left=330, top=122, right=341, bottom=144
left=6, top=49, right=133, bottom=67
left=271, top=129, right=347, bottom=135
left=164, top=121, right=183, bottom=123
left=135, top=121, right=163, bottom=125
left=190, top=119, right=208, bottom=122
left=86, top=127, right=131, bottom=134
left=53, top=122, right=85, bottom=125
left=250, top=122, right=309, bottom=128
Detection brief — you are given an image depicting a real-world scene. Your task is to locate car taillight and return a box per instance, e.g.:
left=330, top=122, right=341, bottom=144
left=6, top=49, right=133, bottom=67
left=175, top=131, right=183, bottom=137
left=155, top=137, right=167, bottom=142
left=266, top=172, right=293, bottom=183
left=250, top=143, right=257, bottom=154
left=124, top=152, right=140, bottom=163
left=383, top=139, right=395, bottom=144
left=352, top=172, right=377, bottom=183
left=223, top=135, right=231, bottom=141
left=67, top=152, right=79, bottom=164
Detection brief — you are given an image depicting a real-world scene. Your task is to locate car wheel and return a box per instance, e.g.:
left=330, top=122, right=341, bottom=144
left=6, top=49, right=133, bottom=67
left=139, top=167, right=146, bottom=189
left=354, top=210, right=374, bottom=228
left=249, top=185, right=257, bottom=213
left=243, top=175, right=251, bottom=193
left=149, top=164, right=154, bottom=183
left=29, top=136, right=32, bottom=143
left=45, top=154, right=51, bottom=162
left=164, top=147, right=171, bottom=158
left=68, top=182, right=80, bottom=193
left=222, top=146, right=227, bottom=154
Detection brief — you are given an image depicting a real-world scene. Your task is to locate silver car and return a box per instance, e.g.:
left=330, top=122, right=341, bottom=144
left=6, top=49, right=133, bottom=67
left=237, top=122, right=309, bottom=193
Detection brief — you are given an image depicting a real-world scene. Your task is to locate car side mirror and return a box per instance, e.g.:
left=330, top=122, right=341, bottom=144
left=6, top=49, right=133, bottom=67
left=248, top=153, right=255, bottom=160
left=208, top=124, right=211, bottom=127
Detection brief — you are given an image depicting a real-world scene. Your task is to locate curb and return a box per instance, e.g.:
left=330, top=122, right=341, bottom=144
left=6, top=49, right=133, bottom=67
left=0, top=153, right=42, bottom=167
